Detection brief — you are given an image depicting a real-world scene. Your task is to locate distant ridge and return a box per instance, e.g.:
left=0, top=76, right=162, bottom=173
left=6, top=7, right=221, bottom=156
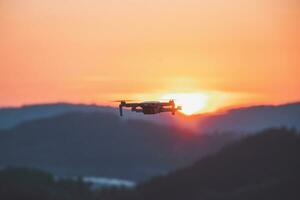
left=0, top=103, right=115, bottom=129
left=196, top=102, right=300, bottom=133
left=0, top=102, right=299, bottom=132
left=0, top=103, right=174, bottom=129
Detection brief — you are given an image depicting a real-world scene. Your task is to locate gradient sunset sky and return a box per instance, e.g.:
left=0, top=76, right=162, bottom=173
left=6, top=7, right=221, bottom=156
left=1, top=0, right=299, bottom=112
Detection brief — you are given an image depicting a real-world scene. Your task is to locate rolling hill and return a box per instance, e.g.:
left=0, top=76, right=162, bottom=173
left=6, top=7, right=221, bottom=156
left=1, top=128, right=299, bottom=200
left=113, top=128, right=300, bottom=200
left=0, top=112, right=236, bottom=181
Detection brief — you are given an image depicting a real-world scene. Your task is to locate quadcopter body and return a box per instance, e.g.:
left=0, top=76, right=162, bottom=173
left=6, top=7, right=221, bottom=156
left=119, top=100, right=181, bottom=116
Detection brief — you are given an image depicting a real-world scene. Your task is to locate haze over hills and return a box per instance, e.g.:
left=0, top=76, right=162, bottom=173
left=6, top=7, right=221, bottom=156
left=0, top=103, right=176, bottom=129
left=0, top=112, right=236, bottom=181
left=0, top=102, right=299, bottom=132
left=0, top=102, right=299, bottom=181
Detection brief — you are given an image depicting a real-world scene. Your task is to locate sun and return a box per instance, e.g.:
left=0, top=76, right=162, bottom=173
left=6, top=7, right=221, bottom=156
left=161, top=93, right=208, bottom=115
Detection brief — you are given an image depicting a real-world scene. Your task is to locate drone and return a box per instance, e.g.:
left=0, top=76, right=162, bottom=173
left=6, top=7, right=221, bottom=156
left=118, top=100, right=182, bottom=116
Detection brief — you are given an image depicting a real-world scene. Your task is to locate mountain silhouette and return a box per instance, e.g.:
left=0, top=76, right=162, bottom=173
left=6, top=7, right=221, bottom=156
left=112, top=128, right=300, bottom=200
left=0, top=112, right=236, bottom=181
left=0, top=103, right=116, bottom=129
left=0, top=103, right=177, bottom=130
left=1, top=102, right=299, bottom=132
left=1, top=128, right=299, bottom=200
left=197, top=102, right=300, bottom=133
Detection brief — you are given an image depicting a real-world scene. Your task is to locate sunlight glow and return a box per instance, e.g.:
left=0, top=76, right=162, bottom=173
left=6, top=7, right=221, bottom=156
left=161, top=93, right=209, bottom=115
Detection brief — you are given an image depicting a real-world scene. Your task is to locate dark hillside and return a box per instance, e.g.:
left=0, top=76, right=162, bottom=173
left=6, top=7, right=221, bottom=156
left=0, top=167, right=94, bottom=200
left=116, top=128, right=300, bottom=200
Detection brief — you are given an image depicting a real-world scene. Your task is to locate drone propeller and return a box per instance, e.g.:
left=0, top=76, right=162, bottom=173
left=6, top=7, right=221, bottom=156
left=111, top=100, right=135, bottom=103
left=157, top=98, right=177, bottom=101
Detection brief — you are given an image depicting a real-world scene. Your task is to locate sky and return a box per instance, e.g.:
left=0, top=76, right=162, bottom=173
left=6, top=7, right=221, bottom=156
left=0, top=0, right=299, bottom=113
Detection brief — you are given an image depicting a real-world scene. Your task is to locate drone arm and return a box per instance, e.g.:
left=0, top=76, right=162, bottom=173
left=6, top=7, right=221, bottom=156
left=124, top=103, right=141, bottom=107
left=119, top=105, right=123, bottom=116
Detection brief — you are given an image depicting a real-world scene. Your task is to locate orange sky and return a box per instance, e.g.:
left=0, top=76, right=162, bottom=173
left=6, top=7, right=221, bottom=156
left=0, top=0, right=299, bottom=112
